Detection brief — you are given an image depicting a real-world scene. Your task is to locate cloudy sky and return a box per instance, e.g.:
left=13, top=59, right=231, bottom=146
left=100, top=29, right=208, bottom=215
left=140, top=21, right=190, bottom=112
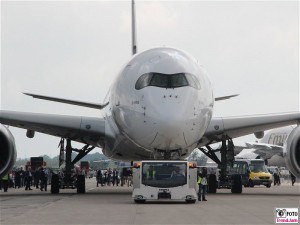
left=1, top=0, right=299, bottom=159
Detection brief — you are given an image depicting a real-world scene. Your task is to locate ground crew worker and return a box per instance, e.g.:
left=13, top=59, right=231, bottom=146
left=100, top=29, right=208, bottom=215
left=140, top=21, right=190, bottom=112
left=197, top=167, right=208, bottom=201
left=146, top=165, right=156, bottom=180
left=2, top=173, right=9, bottom=192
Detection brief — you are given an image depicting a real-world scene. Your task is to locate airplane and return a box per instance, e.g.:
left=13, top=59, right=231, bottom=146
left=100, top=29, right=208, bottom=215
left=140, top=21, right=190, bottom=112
left=234, top=126, right=298, bottom=168
left=204, top=126, right=295, bottom=168
left=259, top=125, right=295, bottom=146
left=0, top=0, right=299, bottom=193
left=203, top=141, right=285, bottom=167
left=234, top=142, right=285, bottom=167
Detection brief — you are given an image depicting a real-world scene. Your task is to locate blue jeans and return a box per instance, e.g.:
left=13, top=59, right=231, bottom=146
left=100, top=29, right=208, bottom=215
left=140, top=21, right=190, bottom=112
left=198, top=184, right=206, bottom=200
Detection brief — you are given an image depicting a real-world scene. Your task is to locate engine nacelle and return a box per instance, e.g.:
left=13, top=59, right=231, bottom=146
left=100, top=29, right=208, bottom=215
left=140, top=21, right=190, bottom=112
left=0, top=125, right=17, bottom=178
left=283, top=126, right=300, bottom=178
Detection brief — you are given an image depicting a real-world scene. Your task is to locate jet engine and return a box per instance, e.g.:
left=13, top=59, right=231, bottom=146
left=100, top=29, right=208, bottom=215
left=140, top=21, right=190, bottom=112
left=283, top=126, right=300, bottom=178
left=0, top=125, right=17, bottom=178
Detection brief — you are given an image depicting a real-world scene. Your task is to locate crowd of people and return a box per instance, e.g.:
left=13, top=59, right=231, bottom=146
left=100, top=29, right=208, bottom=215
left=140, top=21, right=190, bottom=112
left=0, top=166, right=50, bottom=192
left=272, top=169, right=297, bottom=186
left=1, top=165, right=296, bottom=193
left=0, top=166, right=134, bottom=193
left=95, top=167, right=133, bottom=187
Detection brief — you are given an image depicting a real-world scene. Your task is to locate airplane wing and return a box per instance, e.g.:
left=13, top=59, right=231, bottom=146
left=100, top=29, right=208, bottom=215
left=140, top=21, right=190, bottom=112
left=233, top=142, right=285, bottom=167
left=202, top=112, right=300, bottom=145
left=235, top=142, right=283, bottom=158
left=23, top=93, right=109, bottom=110
left=215, top=94, right=239, bottom=101
left=0, top=110, right=106, bottom=147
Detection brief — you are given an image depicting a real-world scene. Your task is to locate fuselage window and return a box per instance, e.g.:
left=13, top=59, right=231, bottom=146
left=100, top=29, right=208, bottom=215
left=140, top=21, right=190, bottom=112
left=135, top=73, right=200, bottom=90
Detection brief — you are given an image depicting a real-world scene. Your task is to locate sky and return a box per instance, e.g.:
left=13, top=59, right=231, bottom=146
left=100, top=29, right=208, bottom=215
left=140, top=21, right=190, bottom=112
left=1, top=0, right=299, bottom=159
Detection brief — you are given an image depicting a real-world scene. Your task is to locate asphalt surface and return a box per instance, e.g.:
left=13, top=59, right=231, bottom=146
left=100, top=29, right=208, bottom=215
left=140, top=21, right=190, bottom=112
left=0, top=179, right=299, bottom=225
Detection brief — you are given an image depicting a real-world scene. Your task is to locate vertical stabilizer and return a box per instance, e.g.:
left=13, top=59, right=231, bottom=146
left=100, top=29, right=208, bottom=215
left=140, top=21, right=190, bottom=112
left=132, top=0, right=137, bottom=55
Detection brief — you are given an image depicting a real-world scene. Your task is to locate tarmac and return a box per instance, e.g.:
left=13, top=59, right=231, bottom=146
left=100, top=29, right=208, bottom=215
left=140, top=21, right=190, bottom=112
left=0, top=179, right=299, bottom=225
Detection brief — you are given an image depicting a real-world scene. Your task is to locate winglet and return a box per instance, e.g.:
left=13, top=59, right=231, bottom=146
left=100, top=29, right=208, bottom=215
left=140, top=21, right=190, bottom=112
left=23, top=93, right=109, bottom=110
left=215, top=94, right=239, bottom=101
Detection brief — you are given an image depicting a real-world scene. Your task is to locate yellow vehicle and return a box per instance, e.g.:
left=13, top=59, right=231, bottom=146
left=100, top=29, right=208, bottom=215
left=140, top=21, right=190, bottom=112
left=235, top=159, right=272, bottom=188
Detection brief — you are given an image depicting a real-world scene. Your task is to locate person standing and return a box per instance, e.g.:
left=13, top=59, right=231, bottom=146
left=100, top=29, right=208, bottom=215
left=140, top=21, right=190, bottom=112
left=127, top=168, right=133, bottom=187
left=20, top=167, right=25, bottom=187
left=39, top=167, right=48, bottom=191
left=96, top=170, right=103, bottom=187
left=2, top=173, right=9, bottom=192
left=112, top=169, right=119, bottom=186
left=24, top=167, right=33, bottom=190
left=197, top=167, right=208, bottom=201
left=14, top=169, right=21, bottom=189
left=290, top=172, right=296, bottom=186
left=107, top=169, right=112, bottom=186
left=33, top=169, right=40, bottom=189
left=146, top=165, right=156, bottom=180
left=121, top=168, right=128, bottom=186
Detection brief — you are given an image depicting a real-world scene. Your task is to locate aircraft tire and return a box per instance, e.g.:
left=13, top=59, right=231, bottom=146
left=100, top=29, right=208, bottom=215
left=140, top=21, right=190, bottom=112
left=208, top=174, right=217, bottom=193
left=231, top=175, right=242, bottom=194
left=51, top=174, right=60, bottom=194
left=77, top=175, right=85, bottom=194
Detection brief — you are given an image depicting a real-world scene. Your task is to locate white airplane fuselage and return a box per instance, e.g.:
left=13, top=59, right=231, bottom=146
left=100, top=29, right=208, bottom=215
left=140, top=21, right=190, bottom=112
left=101, top=47, right=214, bottom=160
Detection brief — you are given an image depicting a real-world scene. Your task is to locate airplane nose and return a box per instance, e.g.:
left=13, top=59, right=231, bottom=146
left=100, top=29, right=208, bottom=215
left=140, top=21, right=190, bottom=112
left=153, top=103, right=185, bottom=133
left=121, top=87, right=209, bottom=153
left=144, top=92, right=196, bottom=150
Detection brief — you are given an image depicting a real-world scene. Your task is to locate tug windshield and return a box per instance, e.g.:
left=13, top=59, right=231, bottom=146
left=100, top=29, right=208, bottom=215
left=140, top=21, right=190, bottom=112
left=141, top=162, right=187, bottom=188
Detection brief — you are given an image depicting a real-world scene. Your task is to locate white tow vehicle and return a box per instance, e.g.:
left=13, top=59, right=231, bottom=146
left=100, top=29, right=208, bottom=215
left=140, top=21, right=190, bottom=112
left=132, top=160, right=198, bottom=203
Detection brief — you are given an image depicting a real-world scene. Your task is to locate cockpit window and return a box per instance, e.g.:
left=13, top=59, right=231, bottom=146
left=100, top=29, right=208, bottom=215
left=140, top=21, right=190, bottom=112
left=135, top=73, right=200, bottom=90
left=150, top=74, right=169, bottom=88
left=170, top=73, right=189, bottom=88
left=185, top=73, right=201, bottom=89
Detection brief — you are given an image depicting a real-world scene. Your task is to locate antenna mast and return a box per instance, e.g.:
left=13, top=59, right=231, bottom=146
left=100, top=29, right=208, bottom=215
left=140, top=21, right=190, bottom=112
left=132, top=0, right=137, bottom=55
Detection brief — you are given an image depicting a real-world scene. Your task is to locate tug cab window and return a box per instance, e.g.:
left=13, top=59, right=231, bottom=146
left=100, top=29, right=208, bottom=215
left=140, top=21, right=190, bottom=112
left=135, top=73, right=200, bottom=90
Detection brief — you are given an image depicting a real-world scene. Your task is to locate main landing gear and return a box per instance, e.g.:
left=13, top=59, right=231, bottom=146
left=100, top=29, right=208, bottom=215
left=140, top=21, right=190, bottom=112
left=200, top=137, right=242, bottom=194
left=51, top=139, right=94, bottom=194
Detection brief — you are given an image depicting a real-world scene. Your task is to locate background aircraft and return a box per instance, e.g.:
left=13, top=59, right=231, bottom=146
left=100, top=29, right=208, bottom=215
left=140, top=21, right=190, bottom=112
left=207, top=126, right=296, bottom=168
left=235, top=142, right=284, bottom=167
left=205, top=141, right=285, bottom=167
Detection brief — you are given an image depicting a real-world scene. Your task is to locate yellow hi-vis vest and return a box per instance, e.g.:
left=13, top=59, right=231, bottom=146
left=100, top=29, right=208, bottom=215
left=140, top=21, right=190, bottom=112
left=197, top=176, right=207, bottom=185
left=146, top=170, right=156, bottom=179
left=2, top=174, right=9, bottom=180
